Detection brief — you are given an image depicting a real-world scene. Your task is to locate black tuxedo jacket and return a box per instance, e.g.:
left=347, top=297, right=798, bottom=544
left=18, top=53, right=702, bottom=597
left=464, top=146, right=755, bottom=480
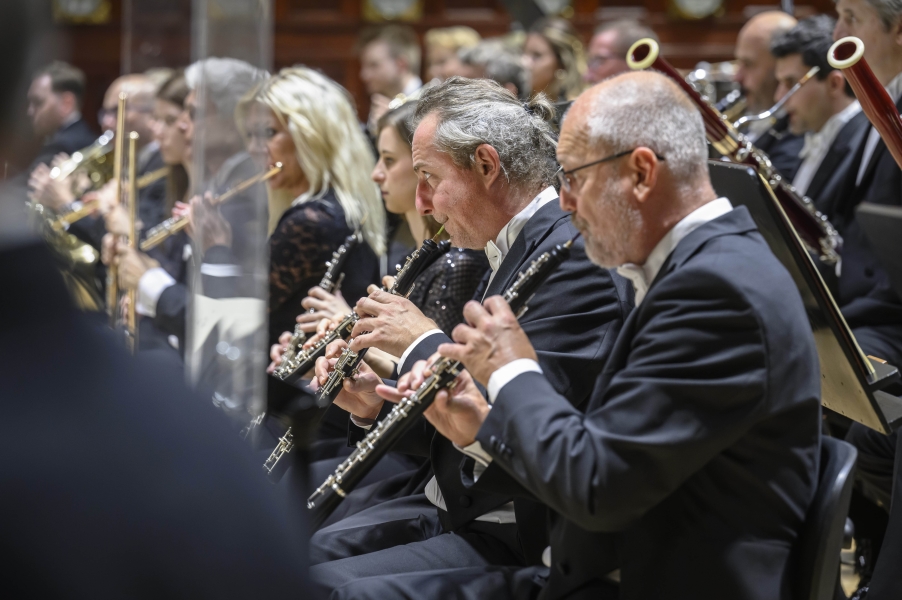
left=807, top=110, right=870, bottom=208
left=475, top=207, right=821, bottom=599
left=755, top=114, right=805, bottom=182
left=0, top=240, right=307, bottom=598
left=361, top=200, right=632, bottom=562
left=30, top=117, right=96, bottom=170
left=817, top=95, right=902, bottom=366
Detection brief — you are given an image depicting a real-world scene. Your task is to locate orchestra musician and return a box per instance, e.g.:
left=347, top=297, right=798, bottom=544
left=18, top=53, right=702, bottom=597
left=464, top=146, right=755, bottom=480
left=354, top=70, right=822, bottom=600
left=583, top=20, right=658, bottom=86
left=771, top=15, right=868, bottom=203
left=734, top=10, right=806, bottom=180
left=307, top=77, right=630, bottom=593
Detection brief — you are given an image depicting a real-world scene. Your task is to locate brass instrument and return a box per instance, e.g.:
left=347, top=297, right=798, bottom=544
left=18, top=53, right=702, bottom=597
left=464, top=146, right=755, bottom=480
left=140, top=162, right=282, bottom=251
left=107, top=93, right=128, bottom=328
left=828, top=36, right=902, bottom=170
left=49, top=129, right=115, bottom=191
left=264, top=235, right=452, bottom=479
left=50, top=166, right=170, bottom=232
left=306, top=235, right=579, bottom=528
left=715, top=90, right=747, bottom=123
left=627, top=38, right=842, bottom=265
left=733, top=66, right=820, bottom=130
left=125, top=132, right=140, bottom=353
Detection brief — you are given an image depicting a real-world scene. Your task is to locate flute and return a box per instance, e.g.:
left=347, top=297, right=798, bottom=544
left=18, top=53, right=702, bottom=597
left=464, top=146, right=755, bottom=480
left=140, top=162, right=282, bottom=251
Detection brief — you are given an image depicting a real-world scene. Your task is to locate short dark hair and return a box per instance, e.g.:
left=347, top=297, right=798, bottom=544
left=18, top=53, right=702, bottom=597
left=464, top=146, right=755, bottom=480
left=358, top=25, right=421, bottom=75
left=771, top=15, right=854, bottom=97
left=33, top=60, right=86, bottom=107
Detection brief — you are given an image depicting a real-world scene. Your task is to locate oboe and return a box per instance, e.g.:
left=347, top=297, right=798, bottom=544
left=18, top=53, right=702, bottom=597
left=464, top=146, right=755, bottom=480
left=263, top=236, right=451, bottom=479
left=279, top=231, right=363, bottom=371
left=273, top=236, right=451, bottom=384
left=306, top=234, right=578, bottom=529
left=139, top=162, right=282, bottom=251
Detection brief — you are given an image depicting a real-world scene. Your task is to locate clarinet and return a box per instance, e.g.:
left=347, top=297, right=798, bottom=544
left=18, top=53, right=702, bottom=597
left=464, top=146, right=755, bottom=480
left=273, top=237, right=451, bottom=384
left=262, top=237, right=451, bottom=479
left=306, top=235, right=578, bottom=529
left=279, top=231, right=362, bottom=371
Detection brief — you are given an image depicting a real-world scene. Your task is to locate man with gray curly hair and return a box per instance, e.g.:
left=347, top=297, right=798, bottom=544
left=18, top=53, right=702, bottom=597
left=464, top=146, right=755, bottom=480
left=349, top=69, right=822, bottom=600
left=310, top=76, right=629, bottom=595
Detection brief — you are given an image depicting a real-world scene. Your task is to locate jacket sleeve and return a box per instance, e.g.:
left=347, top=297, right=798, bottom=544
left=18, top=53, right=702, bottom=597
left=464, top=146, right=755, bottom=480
left=476, top=267, right=769, bottom=532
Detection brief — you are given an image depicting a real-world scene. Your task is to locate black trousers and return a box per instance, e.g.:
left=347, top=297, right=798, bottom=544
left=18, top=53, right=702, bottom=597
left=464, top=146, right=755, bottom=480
left=309, top=494, right=525, bottom=596
left=846, top=423, right=902, bottom=599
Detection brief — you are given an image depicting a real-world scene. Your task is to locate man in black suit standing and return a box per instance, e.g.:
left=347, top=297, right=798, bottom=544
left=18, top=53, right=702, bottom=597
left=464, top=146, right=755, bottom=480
left=306, top=77, right=630, bottom=591
left=354, top=70, right=822, bottom=599
left=734, top=10, right=806, bottom=180
left=24, top=60, right=96, bottom=171
left=771, top=15, right=867, bottom=206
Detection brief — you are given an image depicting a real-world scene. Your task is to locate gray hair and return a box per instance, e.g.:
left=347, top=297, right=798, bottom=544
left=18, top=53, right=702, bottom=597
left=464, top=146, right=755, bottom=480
left=185, top=57, right=266, bottom=118
left=581, top=72, right=708, bottom=184
left=411, top=76, right=558, bottom=192
left=863, top=0, right=902, bottom=29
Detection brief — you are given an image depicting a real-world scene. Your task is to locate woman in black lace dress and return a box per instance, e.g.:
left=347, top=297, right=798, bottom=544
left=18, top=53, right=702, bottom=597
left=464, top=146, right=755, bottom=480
left=238, top=67, right=385, bottom=344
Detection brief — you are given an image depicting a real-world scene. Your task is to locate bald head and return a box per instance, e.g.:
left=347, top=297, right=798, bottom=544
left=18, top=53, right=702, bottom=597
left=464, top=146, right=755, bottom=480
left=100, top=74, right=157, bottom=145
left=735, top=11, right=798, bottom=112
left=558, top=71, right=716, bottom=268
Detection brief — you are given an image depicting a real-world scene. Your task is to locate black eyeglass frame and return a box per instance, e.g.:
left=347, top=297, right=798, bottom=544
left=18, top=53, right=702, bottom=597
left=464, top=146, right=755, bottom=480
left=556, top=148, right=665, bottom=192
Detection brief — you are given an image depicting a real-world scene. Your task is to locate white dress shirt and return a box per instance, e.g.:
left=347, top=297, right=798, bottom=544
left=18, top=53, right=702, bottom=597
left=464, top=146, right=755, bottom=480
left=458, top=197, right=735, bottom=474
left=792, top=100, right=861, bottom=196
left=856, top=70, right=902, bottom=186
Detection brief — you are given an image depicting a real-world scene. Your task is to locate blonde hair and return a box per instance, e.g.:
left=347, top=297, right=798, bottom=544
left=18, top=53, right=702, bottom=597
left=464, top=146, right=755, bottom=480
left=238, top=67, right=386, bottom=255
left=425, top=26, right=481, bottom=52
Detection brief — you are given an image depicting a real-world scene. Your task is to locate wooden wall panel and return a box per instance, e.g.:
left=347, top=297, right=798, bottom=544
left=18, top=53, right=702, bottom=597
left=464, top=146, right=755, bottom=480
left=10, top=0, right=839, bottom=173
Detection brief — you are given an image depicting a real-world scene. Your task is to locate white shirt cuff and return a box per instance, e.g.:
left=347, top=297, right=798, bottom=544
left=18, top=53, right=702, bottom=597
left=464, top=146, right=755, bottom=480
left=200, top=263, right=242, bottom=277
left=396, top=328, right=443, bottom=374
left=349, top=414, right=376, bottom=430
left=137, top=267, right=176, bottom=318
left=487, top=358, right=543, bottom=404
left=454, top=439, right=494, bottom=480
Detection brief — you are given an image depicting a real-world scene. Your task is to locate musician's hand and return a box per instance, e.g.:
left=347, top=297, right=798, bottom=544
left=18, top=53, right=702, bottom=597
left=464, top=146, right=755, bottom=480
left=315, top=350, right=384, bottom=420
left=101, top=233, right=116, bottom=266
left=116, top=243, right=160, bottom=291
left=266, top=331, right=294, bottom=373
left=104, top=204, right=129, bottom=237
left=438, top=296, right=538, bottom=387
left=190, top=193, right=231, bottom=251
left=28, top=160, right=75, bottom=212
left=298, top=288, right=352, bottom=333
left=367, top=275, right=396, bottom=295
left=377, top=360, right=489, bottom=447
left=367, top=93, right=392, bottom=133
left=90, top=179, right=117, bottom=215
left=350, top=290, right=438, bottom=356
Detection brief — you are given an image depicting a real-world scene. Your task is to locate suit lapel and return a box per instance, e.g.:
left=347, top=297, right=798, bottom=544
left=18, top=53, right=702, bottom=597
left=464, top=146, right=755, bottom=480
left=483, top=201, right=568, bottom=298
left=807, top=112, right=867, bottom=204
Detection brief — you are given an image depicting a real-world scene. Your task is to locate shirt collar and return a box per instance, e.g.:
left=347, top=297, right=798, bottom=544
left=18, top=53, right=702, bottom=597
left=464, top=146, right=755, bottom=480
left=616, top=197, right=733, bottom=305
left=484, top=186, right=557, bottom=274
left=800, top=100, right=861, bottom=160
left=886, top=70, right=902, bottom=103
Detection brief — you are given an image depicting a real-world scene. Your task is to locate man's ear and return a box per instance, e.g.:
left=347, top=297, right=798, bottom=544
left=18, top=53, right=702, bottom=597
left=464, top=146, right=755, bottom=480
left=472, top=143, right=502, bottom=189
left=893, top=17, right=902, bottom=47
left=629, top=147, right=659, bottom=203
left=826, top=70, right=846, bottom=97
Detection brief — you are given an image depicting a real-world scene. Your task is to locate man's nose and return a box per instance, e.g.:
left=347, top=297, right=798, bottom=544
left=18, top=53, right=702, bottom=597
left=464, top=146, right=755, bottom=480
left=415, top=184, right=433, bottom=215
left=558, top=186, right=577, bottom=213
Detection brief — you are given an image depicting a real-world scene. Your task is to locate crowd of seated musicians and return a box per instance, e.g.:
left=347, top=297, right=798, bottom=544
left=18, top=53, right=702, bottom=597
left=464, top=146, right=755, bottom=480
left=10, top=1, right=902, bottom=598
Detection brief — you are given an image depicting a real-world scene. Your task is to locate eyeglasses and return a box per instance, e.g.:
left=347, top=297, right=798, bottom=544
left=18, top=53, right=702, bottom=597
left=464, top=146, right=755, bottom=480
left=555, top=148, right=665, bottom=193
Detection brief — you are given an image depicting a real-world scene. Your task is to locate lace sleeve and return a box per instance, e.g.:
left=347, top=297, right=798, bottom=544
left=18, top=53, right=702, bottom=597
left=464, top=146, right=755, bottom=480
left=409, top=248, right=489, bottom=337
left=268, top=202, right=346, bottom=314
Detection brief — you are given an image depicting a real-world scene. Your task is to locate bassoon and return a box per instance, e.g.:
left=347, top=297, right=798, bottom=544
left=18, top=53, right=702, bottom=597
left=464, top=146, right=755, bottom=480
left=306, top=235, right=578, bottom=529
left=828, top=36, right=902, bottom=170
left=627, top=38, right=842, bottom=264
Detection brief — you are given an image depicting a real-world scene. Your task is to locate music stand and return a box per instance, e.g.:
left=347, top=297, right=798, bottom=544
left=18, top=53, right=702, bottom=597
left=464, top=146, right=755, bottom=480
left=857, top=203, right=902, bottom=303
left=709, top=161, right=902, bottom=433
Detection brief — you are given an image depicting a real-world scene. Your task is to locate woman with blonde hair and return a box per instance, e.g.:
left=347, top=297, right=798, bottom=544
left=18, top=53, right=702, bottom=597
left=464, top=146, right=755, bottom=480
left=424, top=26, right=481, bottom=82
left=524, top=17, right=586, bottom=101
left=238, top=66, right=385, bottom=342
